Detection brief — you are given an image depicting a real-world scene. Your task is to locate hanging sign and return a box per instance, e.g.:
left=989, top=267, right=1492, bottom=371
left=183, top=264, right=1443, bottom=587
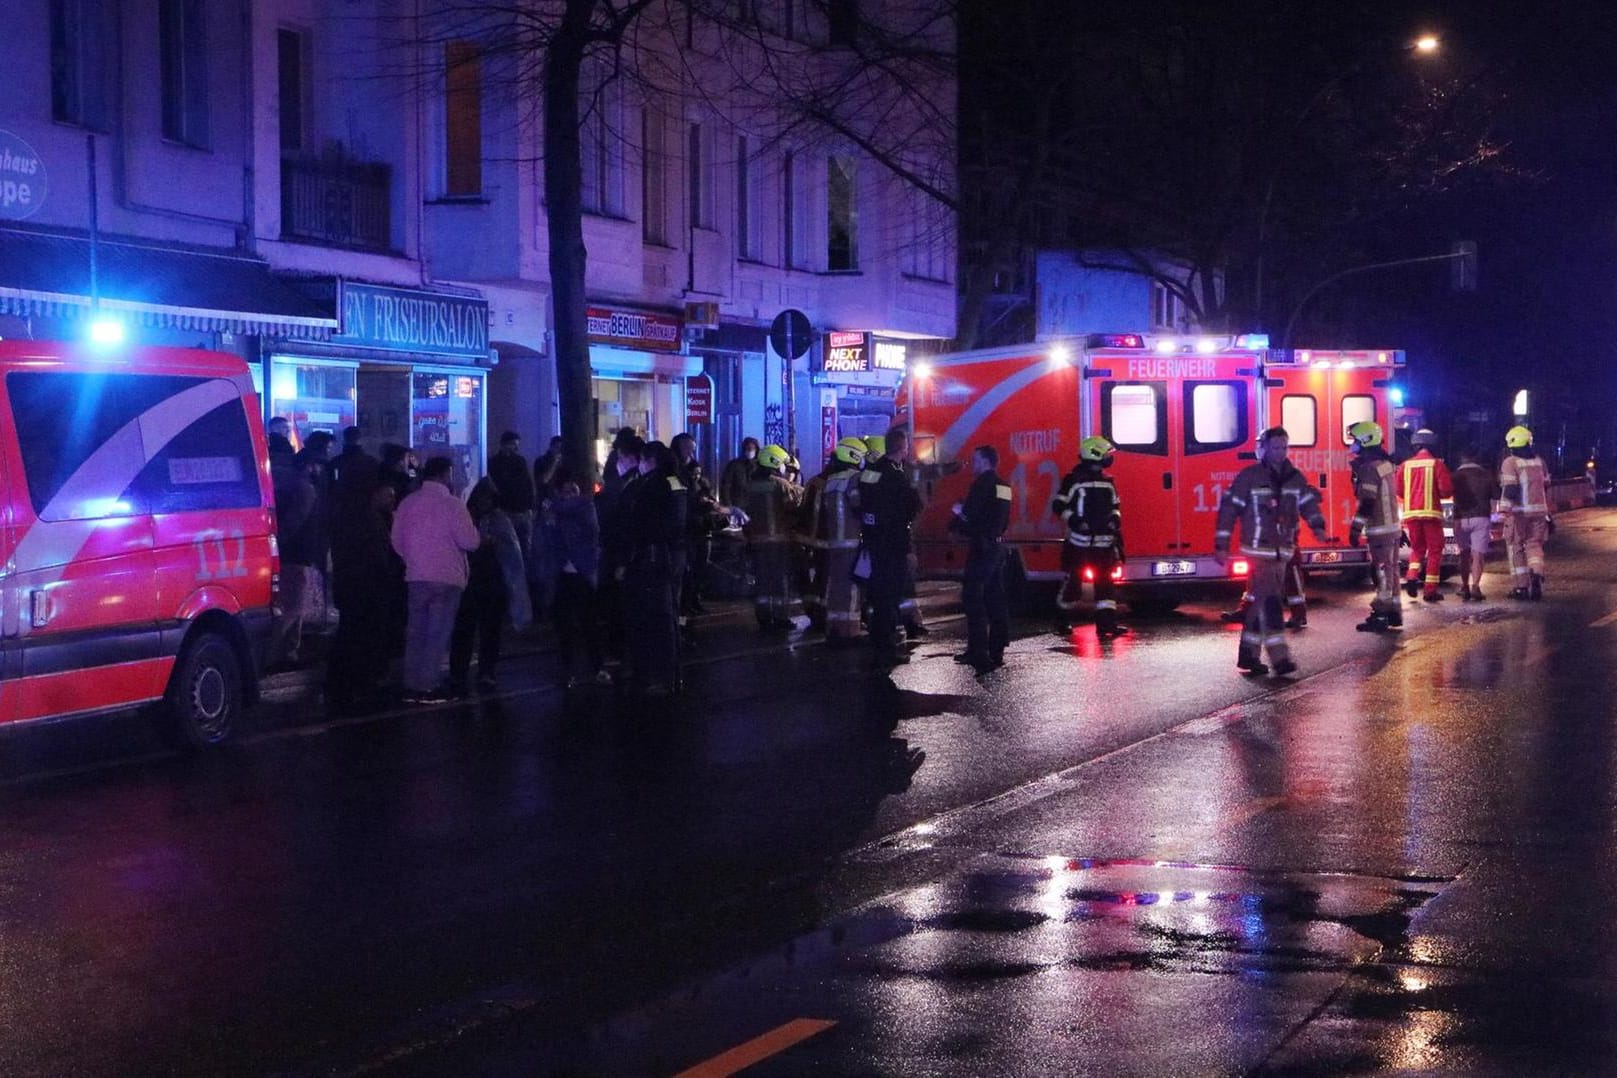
left=0, top=130, right=47, bottom=221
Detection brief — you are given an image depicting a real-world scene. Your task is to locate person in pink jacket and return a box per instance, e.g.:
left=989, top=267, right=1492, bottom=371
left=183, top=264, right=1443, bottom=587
left=391, top=456, right=481, bottom=703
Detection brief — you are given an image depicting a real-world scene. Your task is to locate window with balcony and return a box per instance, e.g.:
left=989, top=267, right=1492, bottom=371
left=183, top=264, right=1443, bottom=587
left=160, top=0, right=209, bottom=149
left=443, top=41, right=483, bottom=197
left=50, top=0, right=111, bottom=130
left=827, top=155, right=858, bottom=271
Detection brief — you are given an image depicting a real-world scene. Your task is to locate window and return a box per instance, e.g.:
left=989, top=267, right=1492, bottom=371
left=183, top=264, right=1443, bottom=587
left=827, top=155, right=858, bottom=271
left=50, top=0, right=111, bottom=130
left=737, top=135, right=762, bottom=260
left=903, top=184, right=952, bottom=282
left=1184, top=381, right=1247, bottom=454
left=688, top=123, right=715, bottom=230
left=1152, top=281, right=1181, bottom=331
left=580, top=69, right=623, bottom=216
left=8, top=373, right=259, bottom=519
left=1341, top=395, right=1376, bottom=446
left=1102, top=382, right=1166, bottom=455
left=442, top=42, right=483, bottom=196
left=160, top=0, right=209, bottom=148
left=784, top=152, right=812, bottom=269
left=277, top=29, right=309, bottom=153
left=1281, top=395, right=1318, bottom=447
left=642, top=105, right=669, bottom=244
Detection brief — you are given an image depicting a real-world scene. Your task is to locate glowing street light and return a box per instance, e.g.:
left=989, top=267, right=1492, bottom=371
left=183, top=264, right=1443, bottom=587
left=1414, top=34, right=1440, bottom=53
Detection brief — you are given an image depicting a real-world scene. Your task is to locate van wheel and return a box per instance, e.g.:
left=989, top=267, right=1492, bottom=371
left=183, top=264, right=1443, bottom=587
left=167, top=633, right=243, bottom=748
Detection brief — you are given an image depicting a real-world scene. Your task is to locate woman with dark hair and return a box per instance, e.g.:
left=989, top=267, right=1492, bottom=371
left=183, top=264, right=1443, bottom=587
left=623, top=441, right=687, bottom=694
left=448, top=477, right=528, bottom=695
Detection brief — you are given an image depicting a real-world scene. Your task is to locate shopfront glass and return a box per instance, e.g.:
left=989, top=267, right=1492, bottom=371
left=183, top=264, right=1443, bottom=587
left=592, top=374, right=685, bottom=465
left=269, top=359, right=357, bottom=449
left=411, top=369, right=486, bottom=491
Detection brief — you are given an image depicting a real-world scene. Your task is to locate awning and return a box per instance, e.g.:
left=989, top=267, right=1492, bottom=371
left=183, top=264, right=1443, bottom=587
left=589, top=345, right=702, bottom=377
left=0, top=229, right=338, bottom=338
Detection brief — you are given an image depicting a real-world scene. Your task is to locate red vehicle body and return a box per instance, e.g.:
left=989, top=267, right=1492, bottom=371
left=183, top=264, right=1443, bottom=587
left=0, top=340, right=277, bottom=744
left=904, top=335, right=1402, bottom=605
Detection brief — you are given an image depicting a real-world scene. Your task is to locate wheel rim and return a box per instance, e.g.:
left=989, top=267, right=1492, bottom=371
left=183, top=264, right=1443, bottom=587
left=191, top=664, right=229, bottom=737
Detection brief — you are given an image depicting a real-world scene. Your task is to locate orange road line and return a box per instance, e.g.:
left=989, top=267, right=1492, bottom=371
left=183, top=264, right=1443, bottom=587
left=673, top=1018, right=838, bottom=1077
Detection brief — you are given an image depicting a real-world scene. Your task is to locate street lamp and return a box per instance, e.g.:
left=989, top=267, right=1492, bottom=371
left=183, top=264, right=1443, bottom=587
left=1252, top=33, right=1442, bottom=320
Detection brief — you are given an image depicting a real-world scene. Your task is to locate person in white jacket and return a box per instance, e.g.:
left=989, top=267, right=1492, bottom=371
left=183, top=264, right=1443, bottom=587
left=391, top=456, right=481, bottom=703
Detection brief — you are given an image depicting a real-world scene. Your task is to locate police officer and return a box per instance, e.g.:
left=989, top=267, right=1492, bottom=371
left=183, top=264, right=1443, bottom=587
left=1215, top=426, right=1330, bottom=675
left=1347, top=420, right=1403, bottom=632
left=743, top=444, right=805, bottom=630
left=807, top=437, right=868, bottom=641
left=1051, top=436, right=1126, bottom=636
left=1399, top=427, right=1453, bottom=601
left=856, top=427, right=922, bottom=666
left=1500, top=424, right=1550, bottom=599
left=950, top=445, right=1013, bottom=671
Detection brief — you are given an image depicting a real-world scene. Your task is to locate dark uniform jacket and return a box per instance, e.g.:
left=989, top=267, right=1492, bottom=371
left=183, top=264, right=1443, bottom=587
left=1216, top=460, right=1327, bottom=560
left=1052, top=463, right=1122, bottom=554
left=627, top=470, right=689, bottom=560
left=856, top=457, right=922, bottom=554
left=950, top=470, right=1012, bottom=553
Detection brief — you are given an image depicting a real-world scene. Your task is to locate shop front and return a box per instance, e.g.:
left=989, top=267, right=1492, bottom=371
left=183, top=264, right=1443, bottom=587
left=587, top=304, right=698, bottom=464
left=262, top=281, right=491, bottom=490
left=798, top=331, right=909, bottom=477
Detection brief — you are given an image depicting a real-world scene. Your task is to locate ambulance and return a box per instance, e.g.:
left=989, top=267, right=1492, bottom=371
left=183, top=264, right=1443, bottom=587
left=904, top=334, right=1402, bottom=608
left=0, top=340, right=278, bottom=745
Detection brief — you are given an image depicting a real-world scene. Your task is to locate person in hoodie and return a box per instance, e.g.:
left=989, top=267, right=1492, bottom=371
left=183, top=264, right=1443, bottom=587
left=542, top=471, right=610, bottom=688
left=1214, top=427, right=1331, bottom=677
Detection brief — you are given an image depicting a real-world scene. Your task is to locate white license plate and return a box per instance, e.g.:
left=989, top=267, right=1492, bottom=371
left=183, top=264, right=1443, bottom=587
left=1309, top=550, right=1342, bottom=564
left=1443, top=542, right=1459, bottom=556
left=1152, top=559, right=1196, bottom=577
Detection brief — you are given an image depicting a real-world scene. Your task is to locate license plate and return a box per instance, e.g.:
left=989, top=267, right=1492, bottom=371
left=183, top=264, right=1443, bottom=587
left=1151, top=559, right=1196, bottom=577
left=1443, top=542, right=1459, bottom=556
left=1309, top=550, right=1342, bottom=564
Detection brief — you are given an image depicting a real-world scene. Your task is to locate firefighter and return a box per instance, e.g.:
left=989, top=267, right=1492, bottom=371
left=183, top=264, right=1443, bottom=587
left=855, top=427, right=922, bottom=666
left=1346, top=420, right=1404, bottom=632
left=1214, top=426, right=1330, bottom=676
left=1219, top=546, right=1309, bottom=629
left=1398, top=427, right=1453, bottom=601
left=1500, top=424, right=1550, bottom=600
left=742, top=444, right=806, bottom=629
left=950, top=444, right=1013, bottom=671
left=816, top=437, right=869, bottom=643
left=1051, top=436, right=1126, bottom=637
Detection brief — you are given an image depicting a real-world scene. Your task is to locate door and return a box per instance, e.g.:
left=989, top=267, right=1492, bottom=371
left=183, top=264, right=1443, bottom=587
left=1176, top=371, right=1257, bottom=555
left=1267, top=367, right=1382, bottom=548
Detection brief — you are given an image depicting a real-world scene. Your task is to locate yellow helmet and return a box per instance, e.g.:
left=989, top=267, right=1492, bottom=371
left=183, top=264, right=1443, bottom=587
left=1347, top=420, right=1384, bottom=449
left=757, top=444, right=791, bottom=471
left=1505, top=424, right=1533, bottom=449
left=864, top=435, right=886, bottom=459
left=834, top=437, right=866, bottom=467
left=1079, top=436, right=1115, bottom=462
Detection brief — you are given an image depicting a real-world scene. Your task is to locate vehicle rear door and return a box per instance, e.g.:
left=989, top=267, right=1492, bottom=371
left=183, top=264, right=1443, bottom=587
left=1176, top=353, right=1261, bottom=556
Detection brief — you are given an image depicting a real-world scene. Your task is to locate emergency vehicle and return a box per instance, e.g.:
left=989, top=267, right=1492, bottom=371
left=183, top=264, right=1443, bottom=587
left=904, top=334, right=1402, bottom=607
left=0, top=340, right=277, bottom=745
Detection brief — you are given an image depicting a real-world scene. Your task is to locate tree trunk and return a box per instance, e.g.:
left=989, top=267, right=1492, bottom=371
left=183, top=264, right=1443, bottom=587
left=544, top=1, right=597, bottom=489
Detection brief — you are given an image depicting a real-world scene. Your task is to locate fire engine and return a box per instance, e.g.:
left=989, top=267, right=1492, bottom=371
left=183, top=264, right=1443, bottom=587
left=903, top=334, right=1404, bottom=607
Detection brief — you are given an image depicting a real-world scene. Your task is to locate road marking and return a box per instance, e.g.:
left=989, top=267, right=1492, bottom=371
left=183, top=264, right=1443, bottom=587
left=1588, top=610, right=1617, bottom=628
left=674, top=1018, right=838, bottom=1077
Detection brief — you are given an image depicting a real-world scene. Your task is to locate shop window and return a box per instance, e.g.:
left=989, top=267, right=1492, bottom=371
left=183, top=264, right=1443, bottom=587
left=160, top=0, right=210, bottom=149
left=1281, top=394, right=1318, bottom=447
left=269, top=361, right=356, bottom=448
left=1341, top=395, right=1375, bottom=446
left=1184, top=381, right=1247, bottom=454
left=1102, top=382, right=1166, bottom=455
left=412, top=371, right=484, bottom=491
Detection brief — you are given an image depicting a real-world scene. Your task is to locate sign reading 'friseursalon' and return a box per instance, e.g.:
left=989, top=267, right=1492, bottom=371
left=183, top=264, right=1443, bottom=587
left=335, top=282, right=489, bottom=360
left=0, top=130, right=47, bottom=221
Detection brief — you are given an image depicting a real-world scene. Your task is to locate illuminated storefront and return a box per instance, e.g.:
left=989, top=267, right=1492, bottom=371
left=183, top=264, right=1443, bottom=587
left=587, top=303, right=699, bottom=464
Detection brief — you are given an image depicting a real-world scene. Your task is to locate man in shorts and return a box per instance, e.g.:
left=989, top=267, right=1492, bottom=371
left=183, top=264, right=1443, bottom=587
left=1451, top=445, right=1497, bottom=601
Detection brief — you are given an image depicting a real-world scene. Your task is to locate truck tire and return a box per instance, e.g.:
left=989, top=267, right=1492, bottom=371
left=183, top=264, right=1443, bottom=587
left=166, top=632, right=244, bottom=748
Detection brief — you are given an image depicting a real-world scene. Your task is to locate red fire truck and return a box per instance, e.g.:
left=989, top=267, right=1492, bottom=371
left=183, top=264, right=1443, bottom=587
left=904, top=335, right=1403, bottom=608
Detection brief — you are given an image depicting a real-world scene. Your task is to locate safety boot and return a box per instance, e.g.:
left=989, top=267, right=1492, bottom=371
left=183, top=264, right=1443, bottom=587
left=1236, top=653, right=1269, bottom=676
left=1095, top=608, right=1120, bottom=637
left=1356, top=614, right=1391, bottom=633
left=1404, top=579, right=1421, bottom=598
left=1270, top=658, right=1298, bottom=677
left=1530, top=572, right=1544, bottom=601
left=1423, top=590, right=1444, bottom=602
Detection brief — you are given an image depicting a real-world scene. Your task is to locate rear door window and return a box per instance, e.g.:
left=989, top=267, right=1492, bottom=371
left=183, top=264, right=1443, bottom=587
left=1102, top=382, right=1167, bottom=455
left=1281, top=394, right=1318, bottom=447
left=1341, top=395, right=1376, bottom=446
left=1183, top=381, right=1248, bottom=454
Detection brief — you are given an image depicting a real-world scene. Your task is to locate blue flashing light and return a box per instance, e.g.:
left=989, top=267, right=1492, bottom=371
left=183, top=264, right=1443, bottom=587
left=1235, top=333, right=1270, bottom=349
left=87, top=317, right=126, bottom=347
left=1389, top=386, right=1406, bottom=408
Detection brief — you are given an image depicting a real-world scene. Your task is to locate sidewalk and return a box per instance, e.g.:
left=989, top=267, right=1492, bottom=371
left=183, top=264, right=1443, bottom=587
left=259, top=579, right=964, bottom=700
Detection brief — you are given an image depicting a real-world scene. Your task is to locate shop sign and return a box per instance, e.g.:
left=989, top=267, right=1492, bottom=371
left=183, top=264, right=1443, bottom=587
left=587, top=306, right=682, bottom=351
left=819, top=331, right=870, bottom=374
left=842, top=383, right=896, bottom=399
left=686, top=373, right=714, bottom=424
left=0, top=130, right=47, bottom=221
left=873, top=338, right=907, bottom=371
left=335, top=282, right=490, bottom=360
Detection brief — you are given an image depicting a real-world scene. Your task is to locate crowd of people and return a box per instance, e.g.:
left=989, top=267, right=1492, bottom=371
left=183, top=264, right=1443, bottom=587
left=263, top=410, right=1558, bottom=709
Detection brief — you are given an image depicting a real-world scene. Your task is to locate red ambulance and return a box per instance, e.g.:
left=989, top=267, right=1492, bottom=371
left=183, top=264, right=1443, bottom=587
left=905, top=334, right=1398, bottom=607
left=0, top=340, right=278, bottom=745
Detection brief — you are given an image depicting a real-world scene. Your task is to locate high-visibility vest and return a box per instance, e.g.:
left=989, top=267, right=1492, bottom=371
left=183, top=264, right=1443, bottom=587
left=1400, top=456, right=1443, bottom=520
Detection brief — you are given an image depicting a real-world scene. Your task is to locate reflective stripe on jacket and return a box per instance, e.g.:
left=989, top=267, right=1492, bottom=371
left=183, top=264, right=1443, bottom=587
left=1214, top=461, right=1327, bottom=560
left=1397, top=450, right=1452, bottom=520
left=1351, top=453, right=1401, bottom=537
left=1500, top=454, right=1549, bottom=514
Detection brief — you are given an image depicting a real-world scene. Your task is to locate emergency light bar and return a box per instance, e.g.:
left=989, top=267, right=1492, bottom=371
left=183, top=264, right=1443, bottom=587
left=1084, top=333, right=1145, bottom=349
left=1277, top=349, right=1405, bottom=368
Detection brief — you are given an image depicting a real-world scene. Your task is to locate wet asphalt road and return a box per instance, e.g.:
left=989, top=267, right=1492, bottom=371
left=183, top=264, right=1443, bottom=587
left=4, top=514, right=1617, bottom=1075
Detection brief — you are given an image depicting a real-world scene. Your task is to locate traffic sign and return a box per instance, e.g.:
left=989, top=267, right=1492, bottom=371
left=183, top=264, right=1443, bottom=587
left=769, top=308, right=813, bottom=361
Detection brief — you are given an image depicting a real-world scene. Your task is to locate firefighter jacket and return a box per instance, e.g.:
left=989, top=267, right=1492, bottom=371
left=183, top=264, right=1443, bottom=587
left=853, top=457, right=921, bottom=554
left=1397, top=449, right=1453, bottom=521
left=1500, top=451, right=1549, bottom=514
left=796, top=472, right=830, bottom=547
left=1215, top=460, right=1327, bottom=561
left=627, top=470, right=689, bottom=559
left=949, top=470, right=1012, bottom=553
left=1349, top=447, right=1401, bottom=539
left=741, top=467, right=803, bottom=542
left=1051, top=463, right=1122, bottom=554
left=813, top=464, right=864, bottom=549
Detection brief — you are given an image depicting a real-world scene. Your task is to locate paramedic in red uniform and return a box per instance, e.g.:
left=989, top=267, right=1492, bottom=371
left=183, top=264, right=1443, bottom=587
left=1398, top=428, right=1453, bottom=601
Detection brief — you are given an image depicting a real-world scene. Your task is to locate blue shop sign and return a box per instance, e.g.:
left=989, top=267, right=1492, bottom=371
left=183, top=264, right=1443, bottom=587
left=334, top=281, right=489, bottom=360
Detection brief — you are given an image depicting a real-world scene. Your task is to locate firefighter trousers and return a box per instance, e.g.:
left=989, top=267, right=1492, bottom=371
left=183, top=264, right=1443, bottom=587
left=1057, top=543, right=1118, bottom=630
left=1504, top=512, right=1548, bottom=588
left=1368, top=533, right=1403, bottom=623
left=751, top=538, right=799, bottom=627
left=1405, top=517, right=1445, bottom=593
left=824, top=545, right=862, bottom=639
left=962, top=544, right=1009, bottom=660
left=1238, top=558, right=1291, bottom=667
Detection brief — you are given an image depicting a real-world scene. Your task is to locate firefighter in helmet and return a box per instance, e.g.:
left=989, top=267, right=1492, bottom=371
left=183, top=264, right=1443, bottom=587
left=742, top=443, right=805, bottom=629
left=1051, top=435, right=1126, bottom=637
left=1398, top=427, right=1453, bottom=601
left=1347, top=420, right=1404, bottom=632
left=807, top=436, right=868, bottom=641
left=1500, top=424, right=1550, bottom=600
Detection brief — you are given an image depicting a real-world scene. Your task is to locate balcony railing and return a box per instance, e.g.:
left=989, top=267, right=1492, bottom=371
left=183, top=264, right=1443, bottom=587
left=281, top=153, right=393, bottom=251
